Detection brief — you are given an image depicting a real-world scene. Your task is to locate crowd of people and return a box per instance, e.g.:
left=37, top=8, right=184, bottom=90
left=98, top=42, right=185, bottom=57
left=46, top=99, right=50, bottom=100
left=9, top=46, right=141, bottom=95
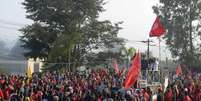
left=0, top=68, right=200, bottom=101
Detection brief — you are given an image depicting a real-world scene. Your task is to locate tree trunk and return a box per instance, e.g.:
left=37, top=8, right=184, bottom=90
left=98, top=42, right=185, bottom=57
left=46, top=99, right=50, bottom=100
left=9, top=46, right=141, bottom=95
left=189, top=1, right=194, bottom=65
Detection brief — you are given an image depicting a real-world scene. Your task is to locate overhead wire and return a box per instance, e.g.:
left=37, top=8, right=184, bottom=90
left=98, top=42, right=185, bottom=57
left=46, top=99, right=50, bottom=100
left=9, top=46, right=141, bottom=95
left=0, top=19, right=27, bottom=31
left=0, top=25, right=20, bottom=30
left=0, top=19, right=26, bottom=27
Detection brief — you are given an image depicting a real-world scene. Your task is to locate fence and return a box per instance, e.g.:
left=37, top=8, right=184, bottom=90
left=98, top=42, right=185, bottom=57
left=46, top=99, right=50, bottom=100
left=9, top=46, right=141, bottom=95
left=0, top=60, right=27, bottom=74
left=139, top=69, right=170, bottom=88
left=0, top=59, right=42, bottom=74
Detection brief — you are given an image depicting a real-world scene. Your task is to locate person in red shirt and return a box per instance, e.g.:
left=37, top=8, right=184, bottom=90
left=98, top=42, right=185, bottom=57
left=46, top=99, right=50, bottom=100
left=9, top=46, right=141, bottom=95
left=4, top=85, right=13, bottom=100
left=165, top=87, right=173, bottom=101
left=194, top=87, right=201, bottom=101
left=0, top=88, right=4, bottom=100
left=183, top=88, right=192, bottom=101
left=142, top=89, right=149, bottom=101
left=183, top=95, right=192, bottom=101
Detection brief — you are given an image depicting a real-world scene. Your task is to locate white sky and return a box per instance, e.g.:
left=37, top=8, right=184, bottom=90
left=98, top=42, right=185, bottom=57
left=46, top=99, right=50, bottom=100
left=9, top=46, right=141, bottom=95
left=0, top=0, right=172, bottom=60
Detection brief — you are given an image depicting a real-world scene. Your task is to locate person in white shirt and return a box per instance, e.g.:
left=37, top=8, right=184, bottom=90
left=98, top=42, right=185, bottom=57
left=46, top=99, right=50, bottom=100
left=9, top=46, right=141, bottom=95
left=154, top=58, right=159, bottom=71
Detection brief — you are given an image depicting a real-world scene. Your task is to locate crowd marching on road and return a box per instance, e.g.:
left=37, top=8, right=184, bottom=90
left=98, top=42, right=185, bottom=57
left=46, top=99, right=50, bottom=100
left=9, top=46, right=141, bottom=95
left=0, top=67, right=200, bottom=101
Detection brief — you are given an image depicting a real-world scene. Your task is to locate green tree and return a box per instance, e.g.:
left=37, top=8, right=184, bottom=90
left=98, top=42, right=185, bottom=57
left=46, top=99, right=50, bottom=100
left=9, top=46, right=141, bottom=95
left=20, top=0, right=124, bottom=69
left=153, top=0, right=201, bottom=67
left=121, top=47, right=136, bottom=68
left=85, top=43, right=125, bottom=67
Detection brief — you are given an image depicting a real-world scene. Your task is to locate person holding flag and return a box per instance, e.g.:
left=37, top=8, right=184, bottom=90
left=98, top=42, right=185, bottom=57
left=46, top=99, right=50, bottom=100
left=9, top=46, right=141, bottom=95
left=176, top=65, right=182, bottom=76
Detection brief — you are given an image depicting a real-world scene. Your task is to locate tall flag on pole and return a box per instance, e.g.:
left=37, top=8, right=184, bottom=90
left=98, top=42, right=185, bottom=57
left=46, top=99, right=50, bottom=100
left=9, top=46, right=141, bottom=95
left=149, top=16, right=166, bottom=37
left=123, top=51, right=141, bottom=89
left=113, top=59, right=120, bottom=74
left=176, top=65, right=182, bottom=76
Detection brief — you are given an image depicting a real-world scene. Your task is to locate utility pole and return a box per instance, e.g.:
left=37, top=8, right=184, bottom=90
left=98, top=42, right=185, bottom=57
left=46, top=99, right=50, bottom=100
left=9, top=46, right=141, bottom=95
left=126, top=39, right=154, bottom=67
left=189, top=0, right=194, bottom=65
left=140, top=39, right=154, bottom=70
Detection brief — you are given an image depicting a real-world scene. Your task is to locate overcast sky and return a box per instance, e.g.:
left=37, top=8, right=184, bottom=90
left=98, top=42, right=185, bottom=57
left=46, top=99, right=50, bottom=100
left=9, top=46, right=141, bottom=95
left=0, top=0, right=171, bottom=60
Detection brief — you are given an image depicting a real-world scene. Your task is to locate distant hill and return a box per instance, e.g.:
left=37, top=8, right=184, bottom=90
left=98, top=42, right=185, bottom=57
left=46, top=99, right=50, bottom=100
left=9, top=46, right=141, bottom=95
left=8, top=40, right=27, bottom=60
left=0, top=39, right=9, bottom=57
left=0, top=39, right=27, bottom=60
left=0, top=39, right=27, bottom=74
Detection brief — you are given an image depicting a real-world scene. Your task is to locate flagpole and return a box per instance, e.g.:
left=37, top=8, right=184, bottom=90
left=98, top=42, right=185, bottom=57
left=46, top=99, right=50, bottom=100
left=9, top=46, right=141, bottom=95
left=158, top=37, right=161, bottom=61
left=147, top=38, right=150, bottom=86
left=147, top=38, right=150, bottom=63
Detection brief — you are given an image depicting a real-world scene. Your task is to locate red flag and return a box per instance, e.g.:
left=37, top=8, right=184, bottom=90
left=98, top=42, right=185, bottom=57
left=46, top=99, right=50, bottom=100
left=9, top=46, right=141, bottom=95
left=176, top=65, right=182, bottom=76
left=188, top=69, right=192, bottom=77
left=0, top=89, right=4, bottom=99
left=149, top=16, right=165, bottom=37
left=120, top=66, right=126, bottom=76
left=100, top=68, right=107, bottom=78
left=98, top=96, right=102, bottom=101
left=113, top=59, right=120, bottom=74
left=123, top=51, right=141, bottom=89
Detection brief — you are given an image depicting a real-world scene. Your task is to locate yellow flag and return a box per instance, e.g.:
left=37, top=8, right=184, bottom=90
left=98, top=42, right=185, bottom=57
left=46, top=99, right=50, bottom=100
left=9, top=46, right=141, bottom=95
left=26, top=66, right=32, bottom=79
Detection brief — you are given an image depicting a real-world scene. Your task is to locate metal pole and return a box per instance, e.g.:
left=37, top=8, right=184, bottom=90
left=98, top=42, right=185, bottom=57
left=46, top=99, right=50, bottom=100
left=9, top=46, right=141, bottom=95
left=147, top=38, right=150, bottom=70
left=147, top=39, right=150, bottom=62
left=147, top=39, right=151, bottom=84
left=68, top=50, right=71, bottom=72
left=158, top=37, right=161, bottom=61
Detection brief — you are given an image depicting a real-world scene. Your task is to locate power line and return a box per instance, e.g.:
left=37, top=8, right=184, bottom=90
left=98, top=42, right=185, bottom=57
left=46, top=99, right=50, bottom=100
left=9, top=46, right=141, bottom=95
left=127, top=39, right=167, bottom=47
left=0, top=25, right=20, bottom=30
left=0, top=19, right=26, bottom=27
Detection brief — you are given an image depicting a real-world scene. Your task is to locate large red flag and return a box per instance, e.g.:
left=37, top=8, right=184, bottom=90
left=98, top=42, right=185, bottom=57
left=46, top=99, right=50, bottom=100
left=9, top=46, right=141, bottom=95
left=149, top=16, right=165, bottom=37
left=113, top=59, right=120, bottom=74
left=176, top=65, right=182, bottom=76
left=123, top=51, right=141, bottom=89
